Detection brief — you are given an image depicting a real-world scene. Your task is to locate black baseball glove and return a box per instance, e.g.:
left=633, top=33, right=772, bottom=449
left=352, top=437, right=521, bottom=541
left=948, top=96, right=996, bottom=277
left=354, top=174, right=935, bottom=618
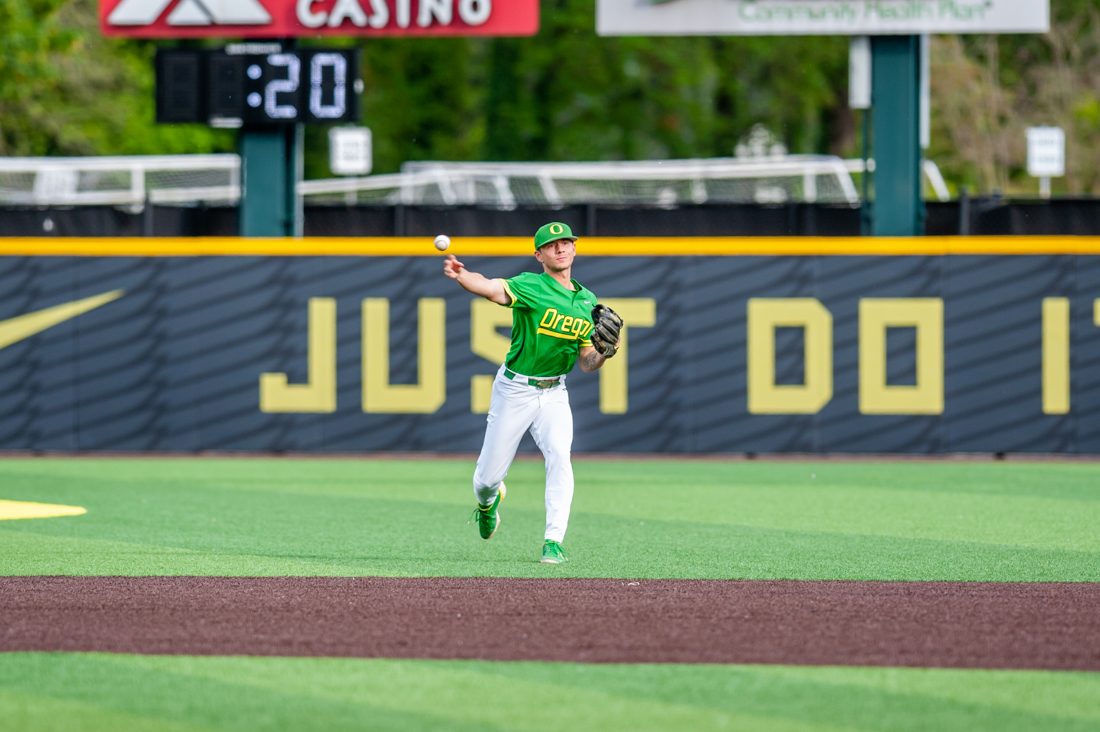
left=590, top=304, right=623, bottom=358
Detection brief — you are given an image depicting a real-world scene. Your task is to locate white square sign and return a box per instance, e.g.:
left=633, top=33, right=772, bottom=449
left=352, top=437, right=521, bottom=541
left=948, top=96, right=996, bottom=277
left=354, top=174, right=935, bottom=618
left=329, top=127, right=372, bottom=176
left=597, top=0, right=1050, bottom=36
left=1027, top=127, right=1065, bottom=178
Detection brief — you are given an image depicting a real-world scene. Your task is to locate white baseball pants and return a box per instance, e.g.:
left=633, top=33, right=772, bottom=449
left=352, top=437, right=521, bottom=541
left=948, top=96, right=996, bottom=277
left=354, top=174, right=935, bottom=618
left=473, top=364, right=575, bottom=543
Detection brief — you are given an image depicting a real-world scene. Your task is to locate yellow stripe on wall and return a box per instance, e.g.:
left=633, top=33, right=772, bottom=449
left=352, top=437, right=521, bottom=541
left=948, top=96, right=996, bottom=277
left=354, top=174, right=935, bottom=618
left=2, top=236, right=1100, bottom=257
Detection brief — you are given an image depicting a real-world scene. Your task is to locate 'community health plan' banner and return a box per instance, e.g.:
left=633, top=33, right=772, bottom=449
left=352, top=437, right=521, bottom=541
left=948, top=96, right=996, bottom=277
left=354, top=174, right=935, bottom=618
left=597, top=0, right=1049, bottom=36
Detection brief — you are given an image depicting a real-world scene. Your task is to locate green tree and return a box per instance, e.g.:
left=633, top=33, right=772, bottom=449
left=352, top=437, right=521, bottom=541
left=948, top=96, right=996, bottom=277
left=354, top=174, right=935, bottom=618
left=2, top=0, right=231, bottom=156
left=0, top=0, right=73, bottom=153
left=474, top=0, right=849, bottom=166
left=350, top=37, right=484, bottom=175
left=930, top=0, right=1100, bottom=195
left=710, top=35, right=851, bottom=158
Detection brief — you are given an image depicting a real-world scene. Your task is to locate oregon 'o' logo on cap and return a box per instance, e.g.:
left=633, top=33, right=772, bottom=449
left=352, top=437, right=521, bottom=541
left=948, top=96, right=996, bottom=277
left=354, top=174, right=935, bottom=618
left=550, top=223, right=564, bottom=235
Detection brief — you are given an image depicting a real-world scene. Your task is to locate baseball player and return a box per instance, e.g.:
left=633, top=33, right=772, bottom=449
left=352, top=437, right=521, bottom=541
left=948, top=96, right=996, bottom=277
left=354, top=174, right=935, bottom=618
left=443, top=222, right=622, bottom=564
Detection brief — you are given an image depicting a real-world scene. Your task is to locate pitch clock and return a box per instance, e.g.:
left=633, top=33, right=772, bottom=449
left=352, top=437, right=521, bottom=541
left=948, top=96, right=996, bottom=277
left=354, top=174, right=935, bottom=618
left=156, top=46, right=362, bottom=126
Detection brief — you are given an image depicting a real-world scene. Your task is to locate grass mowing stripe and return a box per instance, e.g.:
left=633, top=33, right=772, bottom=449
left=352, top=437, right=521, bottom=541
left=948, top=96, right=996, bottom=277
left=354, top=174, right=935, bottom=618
left=5, top=458, right=1100, bottom=502
left=3, top=498, right=1099, bottom=580
left=0, top=689, right=207, bottom=732
left=0, top=654, right=503, bottom=732
left=0, top=459, right=1098, bottom=580
left=579, top=480, right=1100, bottom=551
left=2, top=653, right=1098, bottom=732
left=739, top=666, right=1100, bottom=721
left=0, top=530, right=366, bottom=577
left=123, top=655, right=838, bottom=732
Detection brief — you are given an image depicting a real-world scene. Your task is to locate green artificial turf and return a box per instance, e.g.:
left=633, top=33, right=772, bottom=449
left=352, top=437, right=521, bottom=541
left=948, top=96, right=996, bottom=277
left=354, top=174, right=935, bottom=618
left=0, top=458, right=1099, bottom=580
left=1, top=653, right=1098, bottom=732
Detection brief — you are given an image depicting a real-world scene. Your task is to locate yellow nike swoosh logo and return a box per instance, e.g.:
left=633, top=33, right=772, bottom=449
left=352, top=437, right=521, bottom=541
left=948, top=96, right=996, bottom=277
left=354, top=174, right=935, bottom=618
left=0, top=289, right=124, bottom=351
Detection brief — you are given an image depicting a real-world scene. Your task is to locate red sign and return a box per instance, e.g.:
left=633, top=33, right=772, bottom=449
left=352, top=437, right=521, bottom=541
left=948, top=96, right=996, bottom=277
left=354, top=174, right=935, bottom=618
left=100, top=0, right=538, bottom=38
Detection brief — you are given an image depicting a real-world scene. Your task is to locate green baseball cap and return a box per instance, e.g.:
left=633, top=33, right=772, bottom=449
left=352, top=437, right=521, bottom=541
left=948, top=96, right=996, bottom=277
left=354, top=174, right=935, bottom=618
left=534, top=222, right=578, bottom=250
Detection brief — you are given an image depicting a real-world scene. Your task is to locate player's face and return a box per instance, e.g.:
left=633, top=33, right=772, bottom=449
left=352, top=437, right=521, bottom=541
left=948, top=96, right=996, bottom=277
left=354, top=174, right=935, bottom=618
left=535, top=239, right=576, bottom=272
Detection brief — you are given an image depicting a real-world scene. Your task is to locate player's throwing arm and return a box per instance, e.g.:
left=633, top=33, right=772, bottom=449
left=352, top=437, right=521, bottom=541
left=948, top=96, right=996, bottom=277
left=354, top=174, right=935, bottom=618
left=441, top=223, right=623, bottom=564
left=442, top=254, right=511, bottom=306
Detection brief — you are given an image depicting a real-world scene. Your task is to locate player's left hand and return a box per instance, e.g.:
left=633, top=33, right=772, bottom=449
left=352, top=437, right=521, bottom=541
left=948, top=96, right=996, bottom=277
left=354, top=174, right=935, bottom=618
left=590, top=304, right=623, bottom=357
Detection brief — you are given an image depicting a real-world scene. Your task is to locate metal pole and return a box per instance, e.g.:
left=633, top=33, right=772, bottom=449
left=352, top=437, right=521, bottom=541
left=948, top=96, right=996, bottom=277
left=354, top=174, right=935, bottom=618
left=861, top=109, right=871, bottom=236
left=239, top=127, right=288, bottom=237
left=394, top=203, right=405, bottom=236
left=143, top=191, right=154, bottom=237
left=958, top=186, right=970, bottom=236
left=871, top=35, right=924, bottom=237
left=288, top=123, right=304, bottom=238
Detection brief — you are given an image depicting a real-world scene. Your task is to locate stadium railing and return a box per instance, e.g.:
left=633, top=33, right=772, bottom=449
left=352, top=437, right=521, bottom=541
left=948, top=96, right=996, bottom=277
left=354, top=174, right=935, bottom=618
left=299, top=156, right=866, bottom=208
left=0, top=155, right=239, bottom=209
left=0, top=154, right=951, bottom=211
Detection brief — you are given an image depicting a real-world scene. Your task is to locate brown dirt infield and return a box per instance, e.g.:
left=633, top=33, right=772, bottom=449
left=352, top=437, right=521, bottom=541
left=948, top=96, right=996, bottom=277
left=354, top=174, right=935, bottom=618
left=3, top=577, right=1098, bottom=670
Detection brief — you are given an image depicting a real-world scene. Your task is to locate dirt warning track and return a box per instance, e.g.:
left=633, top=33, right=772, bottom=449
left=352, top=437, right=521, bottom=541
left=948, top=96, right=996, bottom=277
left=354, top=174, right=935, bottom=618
left=2, top=577, right=1098, bottom=670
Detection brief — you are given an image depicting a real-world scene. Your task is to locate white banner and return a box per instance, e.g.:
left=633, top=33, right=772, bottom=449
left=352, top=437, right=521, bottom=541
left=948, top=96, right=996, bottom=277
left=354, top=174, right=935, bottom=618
left=597, top=0, right=1049, bottom=36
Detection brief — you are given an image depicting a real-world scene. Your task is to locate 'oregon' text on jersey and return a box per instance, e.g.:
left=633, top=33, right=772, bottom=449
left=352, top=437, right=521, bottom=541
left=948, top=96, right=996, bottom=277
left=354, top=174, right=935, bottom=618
left=537, top=308, right=594, bottom=341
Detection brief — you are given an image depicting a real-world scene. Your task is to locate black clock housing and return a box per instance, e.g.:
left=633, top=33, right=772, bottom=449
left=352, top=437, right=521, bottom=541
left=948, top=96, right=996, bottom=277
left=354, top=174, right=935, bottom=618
left=155, top=48, right=361, bottom=126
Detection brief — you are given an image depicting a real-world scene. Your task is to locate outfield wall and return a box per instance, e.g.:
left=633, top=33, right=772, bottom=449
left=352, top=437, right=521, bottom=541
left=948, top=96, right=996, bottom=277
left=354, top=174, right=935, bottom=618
left=1, top=237, right=1099, bottom=454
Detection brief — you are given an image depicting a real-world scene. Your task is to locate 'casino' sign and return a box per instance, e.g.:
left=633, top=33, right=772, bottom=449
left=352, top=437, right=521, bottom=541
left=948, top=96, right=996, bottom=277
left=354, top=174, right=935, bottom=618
left=99, top=0, right=539, bottom=38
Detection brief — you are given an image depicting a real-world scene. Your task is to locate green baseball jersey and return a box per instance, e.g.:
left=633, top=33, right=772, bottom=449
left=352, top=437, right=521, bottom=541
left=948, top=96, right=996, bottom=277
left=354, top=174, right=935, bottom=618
left=498, top=272, right=598, bottom=378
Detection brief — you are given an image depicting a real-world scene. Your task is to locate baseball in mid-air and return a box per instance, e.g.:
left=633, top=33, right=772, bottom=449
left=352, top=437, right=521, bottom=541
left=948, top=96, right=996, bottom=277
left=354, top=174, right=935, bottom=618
left=434, top=234, right=451, bottom=251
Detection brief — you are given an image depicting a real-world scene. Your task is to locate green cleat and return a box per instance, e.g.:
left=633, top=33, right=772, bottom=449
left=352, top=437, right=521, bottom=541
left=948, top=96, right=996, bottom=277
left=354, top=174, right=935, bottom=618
left=471, top=484, right=506, bottom=540
left=540, top=539, right=567, bottom=564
